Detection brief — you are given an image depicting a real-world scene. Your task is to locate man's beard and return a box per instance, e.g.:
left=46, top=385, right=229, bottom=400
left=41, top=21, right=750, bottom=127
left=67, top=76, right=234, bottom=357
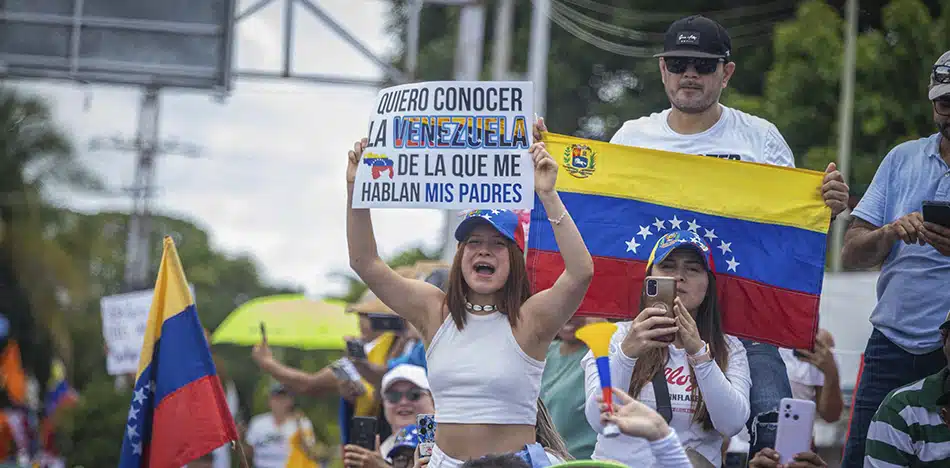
left=939, top=120, right=950, bottom=140
left=668, top=86, right=719, bottom=114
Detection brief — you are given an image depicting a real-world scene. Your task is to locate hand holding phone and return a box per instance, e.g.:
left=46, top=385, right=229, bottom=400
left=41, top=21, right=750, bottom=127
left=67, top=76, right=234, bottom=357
left=416, top=414, right=436, bottom=457
left=349, top=416, right=377, bottom=450
left=923, top=201, right=950, bottom=229
left=346, top=339, right=368, bottom=360
left=774, top=398, right=816, bottom=464
left=251, top=322, right=273, bottom=366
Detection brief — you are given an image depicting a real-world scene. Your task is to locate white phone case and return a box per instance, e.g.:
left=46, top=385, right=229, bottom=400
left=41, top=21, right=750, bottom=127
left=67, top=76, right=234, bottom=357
left=775, top=397, right=817, bottom=464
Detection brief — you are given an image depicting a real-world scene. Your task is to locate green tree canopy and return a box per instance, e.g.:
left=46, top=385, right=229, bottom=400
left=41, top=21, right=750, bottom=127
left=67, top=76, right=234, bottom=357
left=730, top=0, right=949, bottom=188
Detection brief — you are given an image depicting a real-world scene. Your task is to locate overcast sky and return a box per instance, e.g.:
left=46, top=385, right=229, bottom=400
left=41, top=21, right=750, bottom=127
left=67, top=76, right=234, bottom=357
left=15, top=0, right=445, bottom=297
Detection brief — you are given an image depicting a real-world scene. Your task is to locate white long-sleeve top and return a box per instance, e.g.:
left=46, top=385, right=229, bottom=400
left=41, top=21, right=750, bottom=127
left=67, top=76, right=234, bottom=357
left=582, top=321, right=751, bottom=467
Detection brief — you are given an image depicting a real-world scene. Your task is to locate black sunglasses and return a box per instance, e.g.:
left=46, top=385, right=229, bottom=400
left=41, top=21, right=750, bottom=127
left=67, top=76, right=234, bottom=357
left=384, top=388, right=426, bottom=404
left=665, top=57, right=722, bottom=75
left=934, top=98, right=950, bottom=116
left=934, top=64, right=950, bottom=84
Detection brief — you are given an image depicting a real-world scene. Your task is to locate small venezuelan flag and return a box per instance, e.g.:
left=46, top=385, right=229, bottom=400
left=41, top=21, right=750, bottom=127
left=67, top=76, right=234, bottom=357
left=527, top=133, right=829, bottom=350
left=119, top=237, right=238, bottom=468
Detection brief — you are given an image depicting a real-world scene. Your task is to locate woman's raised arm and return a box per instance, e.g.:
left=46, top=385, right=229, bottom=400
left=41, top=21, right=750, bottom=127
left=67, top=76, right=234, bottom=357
left=522, top=142, right=594, bottom=342
left=346, top=138, right=444, bottom=336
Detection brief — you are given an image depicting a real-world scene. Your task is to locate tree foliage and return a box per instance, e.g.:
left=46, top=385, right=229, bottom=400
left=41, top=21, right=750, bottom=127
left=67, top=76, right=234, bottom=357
left=385, top=0, right=796, bottom=139
left=0, top=85, right=103, bottom=387
left=731, top=0, right=950, bottom=188
left=388, top=0, right=947, bottom=189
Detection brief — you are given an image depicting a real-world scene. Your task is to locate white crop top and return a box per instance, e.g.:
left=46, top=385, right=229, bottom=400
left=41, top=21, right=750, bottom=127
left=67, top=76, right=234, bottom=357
left=425, top=310, right=545, bottom=425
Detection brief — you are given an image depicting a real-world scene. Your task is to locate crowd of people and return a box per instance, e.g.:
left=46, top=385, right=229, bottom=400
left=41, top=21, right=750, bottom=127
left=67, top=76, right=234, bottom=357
left=229, top=14, right=950, bottom=468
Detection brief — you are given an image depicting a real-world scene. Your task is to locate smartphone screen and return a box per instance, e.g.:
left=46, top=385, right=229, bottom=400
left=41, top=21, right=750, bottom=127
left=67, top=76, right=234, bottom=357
left=346, top=339, right=368, bottom=359
left=349, top=416, right=377, bottom=450
left=369, top=314, right=406, bottom=332
left=923, top=201, right=950, bottom=228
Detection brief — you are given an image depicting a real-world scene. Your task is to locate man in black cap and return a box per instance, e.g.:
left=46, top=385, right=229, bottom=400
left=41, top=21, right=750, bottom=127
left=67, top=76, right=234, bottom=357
left=594, top=13, right=847, bottom=463
left=862, top=313, right=950, bottom=467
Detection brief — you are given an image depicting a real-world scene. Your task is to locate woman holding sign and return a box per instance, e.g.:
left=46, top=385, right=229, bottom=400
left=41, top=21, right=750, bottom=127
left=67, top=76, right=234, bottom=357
left=345, top=136, right=593, bottom=468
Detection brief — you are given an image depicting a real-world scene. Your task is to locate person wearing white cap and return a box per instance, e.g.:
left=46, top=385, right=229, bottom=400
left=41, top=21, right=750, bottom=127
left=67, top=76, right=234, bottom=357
left=839, top=50, right=950, bottom=467
left=343, top=365, right=434, bottom=468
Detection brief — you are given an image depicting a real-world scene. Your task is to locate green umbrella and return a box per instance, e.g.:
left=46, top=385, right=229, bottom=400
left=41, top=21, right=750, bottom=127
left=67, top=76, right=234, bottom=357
left=553, top=461, right=629, bottom=468
left=211, top=294, right=359, bottom=350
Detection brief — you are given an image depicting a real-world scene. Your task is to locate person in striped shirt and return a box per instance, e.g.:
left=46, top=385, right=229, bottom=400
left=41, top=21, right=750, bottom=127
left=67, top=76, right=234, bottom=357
left=864, top=316, right=950, bottom=467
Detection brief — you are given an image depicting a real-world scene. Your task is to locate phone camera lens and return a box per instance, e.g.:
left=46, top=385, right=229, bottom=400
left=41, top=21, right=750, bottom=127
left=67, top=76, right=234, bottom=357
left=784, top=413, right=790, bottom=418
left=786, top=404, right=791, bottom=409
left=793, top=415, right=799, bottom=420
left=646, top=279, right=658, bottom=296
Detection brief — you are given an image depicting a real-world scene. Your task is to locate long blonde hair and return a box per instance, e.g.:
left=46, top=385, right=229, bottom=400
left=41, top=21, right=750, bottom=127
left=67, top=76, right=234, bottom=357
left=536, top=399, right=573, bottom=461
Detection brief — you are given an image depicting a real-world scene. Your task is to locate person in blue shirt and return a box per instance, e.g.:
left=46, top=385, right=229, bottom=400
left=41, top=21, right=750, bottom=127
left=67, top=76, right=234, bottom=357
left=839, top=50, right=950, bottom=467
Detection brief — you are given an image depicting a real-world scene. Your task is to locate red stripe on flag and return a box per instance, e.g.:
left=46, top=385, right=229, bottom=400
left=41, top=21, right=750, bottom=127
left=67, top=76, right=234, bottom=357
left=149, top=375, right=237, bottom=467
left=528, top=251, right=818, bottom=349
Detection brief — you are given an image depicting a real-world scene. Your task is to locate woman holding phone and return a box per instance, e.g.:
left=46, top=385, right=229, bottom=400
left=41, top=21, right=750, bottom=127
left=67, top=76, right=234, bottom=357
left=345, top=136, right=593, bottom=468
left=582, top=230, right=751, bottom=467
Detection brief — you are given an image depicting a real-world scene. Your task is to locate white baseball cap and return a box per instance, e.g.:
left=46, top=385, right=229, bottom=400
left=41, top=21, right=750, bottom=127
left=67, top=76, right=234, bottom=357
left=928, top=50, right=950, bottom=100
left=382, top=364, right=429, bottom=393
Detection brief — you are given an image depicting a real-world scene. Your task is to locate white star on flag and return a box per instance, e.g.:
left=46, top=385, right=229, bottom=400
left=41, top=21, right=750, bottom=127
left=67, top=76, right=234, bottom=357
left=687, top=219, right=701, bottom=233
left=482, top=214, right=492, bottom=220
left=491, top=209, right=500, bottom=214
left=128, top=406, right=139, bottom=420
left=132, top=441, right=142, bottom=455
left=625, top=237, right=641, bottom=254
left=718, top=241, right=732, bottom=255
left=127, top=424, right=138, bottom=439
left=652, top=218, right=666, bottom=231
left=703, top=228, right=718, bottom=242
left=726, top=257, right=740, bottom=272
left=637, top=225, right=652, bottom=239
left=133, top=388, right=147, bottom=405
left=669, top=215, right=683, bottom=229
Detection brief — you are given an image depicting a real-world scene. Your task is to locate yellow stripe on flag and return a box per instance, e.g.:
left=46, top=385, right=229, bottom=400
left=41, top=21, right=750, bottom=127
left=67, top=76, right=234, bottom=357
left=135, top=237, right=196, bottom=381
left=543, top=132, right=830, bottom=233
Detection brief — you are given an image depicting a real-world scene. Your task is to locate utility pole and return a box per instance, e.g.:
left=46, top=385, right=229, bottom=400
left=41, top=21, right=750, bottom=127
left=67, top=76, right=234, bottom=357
left=91, top=87, right=200, bottom=391
left=441, top=0, right=486, bottom=262
left=528, top=0, right=551, bottom=116
left=406, top=0, right=424, bottom=79
left=89, top=87, right=202, bottom=293
left=830, top=0, right=858, bottom=273
left=492, top=0, right=514, bottom=81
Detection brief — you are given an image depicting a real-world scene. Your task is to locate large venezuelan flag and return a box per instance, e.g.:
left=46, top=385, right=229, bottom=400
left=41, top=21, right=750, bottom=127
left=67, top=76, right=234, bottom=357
left=119, top=237, right=238, bottom=468
left=527, top=133, right=829, bottom=350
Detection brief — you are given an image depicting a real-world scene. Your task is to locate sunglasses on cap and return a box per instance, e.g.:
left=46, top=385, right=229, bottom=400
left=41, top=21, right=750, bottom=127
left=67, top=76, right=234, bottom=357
left=934, top=64, right=950, bottom=84
left=384, top=388, right=427, bottom=404
left=665, top=57, right=722, bottom=75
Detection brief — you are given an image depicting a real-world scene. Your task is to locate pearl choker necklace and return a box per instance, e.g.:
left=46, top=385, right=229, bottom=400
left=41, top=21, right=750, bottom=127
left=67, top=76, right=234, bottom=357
left=465, top=301, right=497, bottom=312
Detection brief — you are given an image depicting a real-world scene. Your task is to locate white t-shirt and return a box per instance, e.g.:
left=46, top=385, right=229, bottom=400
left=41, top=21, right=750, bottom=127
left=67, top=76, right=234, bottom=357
left=778, top=348, right=826, bottom=402
left=583, top=321, right=752, bottom=467
left=246, top=413, right=315, bottom=468
left=609, top=105, right=795, bottom=168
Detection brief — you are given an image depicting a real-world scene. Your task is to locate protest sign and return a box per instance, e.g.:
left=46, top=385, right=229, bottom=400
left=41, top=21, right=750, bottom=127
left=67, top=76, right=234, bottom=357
left=353, top=81, right=535, bottom=210
left=100, top=285, right=196, bottom=375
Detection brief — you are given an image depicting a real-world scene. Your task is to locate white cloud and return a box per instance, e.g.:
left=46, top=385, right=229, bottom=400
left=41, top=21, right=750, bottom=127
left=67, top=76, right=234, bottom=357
left=14, top=0, right=445, bottom=296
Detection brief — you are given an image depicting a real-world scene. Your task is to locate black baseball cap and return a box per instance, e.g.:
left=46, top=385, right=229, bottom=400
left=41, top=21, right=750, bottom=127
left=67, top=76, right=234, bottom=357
left=654, top=15, right=732, bottom=61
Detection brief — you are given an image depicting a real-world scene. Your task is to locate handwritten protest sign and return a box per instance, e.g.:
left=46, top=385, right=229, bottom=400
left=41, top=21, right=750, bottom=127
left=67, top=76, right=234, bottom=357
left=353, top=81, right=535, bottom=210
left=100, top=285, right=196, bottom=375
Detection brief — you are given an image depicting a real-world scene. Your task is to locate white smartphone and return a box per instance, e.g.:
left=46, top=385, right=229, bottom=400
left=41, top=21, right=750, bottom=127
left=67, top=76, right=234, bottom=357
left=774, top=397, right=817, bottom=464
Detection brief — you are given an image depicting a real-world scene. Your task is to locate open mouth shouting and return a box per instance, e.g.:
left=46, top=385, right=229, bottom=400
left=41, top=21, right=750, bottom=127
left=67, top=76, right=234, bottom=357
left=473, top=261, right=496, bottom=278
